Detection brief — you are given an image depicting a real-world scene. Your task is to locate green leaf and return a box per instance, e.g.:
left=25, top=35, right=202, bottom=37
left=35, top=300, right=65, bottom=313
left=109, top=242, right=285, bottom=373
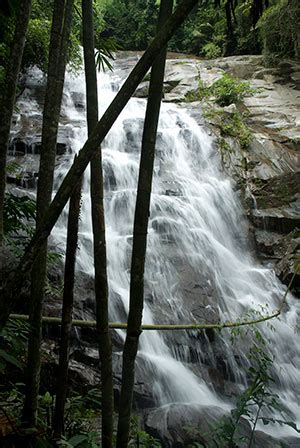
left=67, top=434, right=88, bottom=446
left=0, top=349, right=23, bottom=369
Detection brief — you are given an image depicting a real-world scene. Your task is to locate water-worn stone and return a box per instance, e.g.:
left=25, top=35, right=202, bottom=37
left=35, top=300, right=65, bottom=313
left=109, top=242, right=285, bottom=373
left=144, top=403, right=297, bottom=448
left=145, top=403, right=227, bottom=447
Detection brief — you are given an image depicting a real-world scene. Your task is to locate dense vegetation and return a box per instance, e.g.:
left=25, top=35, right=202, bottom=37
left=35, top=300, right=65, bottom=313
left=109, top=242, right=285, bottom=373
left=102, top=0, right=300, bottom=60
left=0, top=0, right=299, bottom=88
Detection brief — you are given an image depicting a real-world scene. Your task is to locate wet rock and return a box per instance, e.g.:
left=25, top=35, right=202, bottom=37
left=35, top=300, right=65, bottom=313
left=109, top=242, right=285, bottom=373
left=251, top=206, right=300, bottom=234
left=134, top=82, right=149, bottom=98
left=144, top=403, right=295, bottom=448
left=9, top=137, right=28, bottom=155
left=274, top=229, right=300, bottom=292
left=251, top=173, right=300, bottom=210
left=103, top=160, right=117, bottom=190
left=31, top=139, right=71, bottom=155
left=144, top=403, right=226, bottom=447
left=251, top=432, right=299, bottom=448
left=224, top=103, right=237, bottom=114
left=113, top=352, right=156, bottom=409
left=254, top=229, right=283, bottom=257
left=123, top=118, right=144, bottom=153
left=71, top=91, right=85, bottom=110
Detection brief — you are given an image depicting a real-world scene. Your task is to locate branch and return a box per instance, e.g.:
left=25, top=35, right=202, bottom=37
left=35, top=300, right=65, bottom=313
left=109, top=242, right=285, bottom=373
left=9, top=264, right=298, bottom=331
left=7, top=309, right=280, bottom=330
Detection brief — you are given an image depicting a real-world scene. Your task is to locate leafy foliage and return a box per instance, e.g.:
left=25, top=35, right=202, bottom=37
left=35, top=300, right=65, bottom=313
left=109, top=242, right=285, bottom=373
left=258, top=0, right=300, bottom=64
left=0, top=319, right=29, bottom=374
left=101, top=0, right=265, bottom=57
left=185, top=73, right=255, bottom=107
left=129, top=416, right=162, bottom=448
left=212, top=326, right=300, bottom=447
left=205, top=108, right=252, bottom=149
left=22, top=17, right=51, bottom=72
left=209, top=74, right=255, bottom=107
left=3, top=192, right=35, bottom=235
left=202, top=42, right=222, bottom=59
left=103, top=0, right=159, bottom=50
left=95, top=36, right=119, bottom=72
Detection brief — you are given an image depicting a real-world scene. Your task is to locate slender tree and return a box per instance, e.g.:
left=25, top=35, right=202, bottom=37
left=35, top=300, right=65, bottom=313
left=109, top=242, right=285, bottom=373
left=22, top=0, right=74, bottom=426
left=116, top=1, right=173, bottom=446
left=0, top=0, right=200, bottom=331
left=52, top=166, right=81, bottom=440
left=0, top=0, right=32, bottom=245
left=82, top=1, right=114, bottom=446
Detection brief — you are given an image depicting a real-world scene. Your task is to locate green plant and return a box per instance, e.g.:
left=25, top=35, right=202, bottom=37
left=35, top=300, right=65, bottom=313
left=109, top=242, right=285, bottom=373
left=258, top=0, right=300, bottom=64
left=212, top=326, right=300, bottom=447
left=185, top=73, right=255, bottom=109
left=185, top=66, right=210, bottom=102
left=59, top=432, right=99, bottom=447
left=0, top=319, right=29, bottom=373
left=95, top=36, right=119, bottom=72
left=3, top=192, right=35, bottom=236
left=22, top=18, right=51, bottom=71
left=204, top=107, right=252, bottom=150
left=202, top=42, right=222, bottom=59
left=210, top=74, right=255, bottom=107
left=0, top=384, right=102, bottom=446
left=129, top=416, right=162, bottom=447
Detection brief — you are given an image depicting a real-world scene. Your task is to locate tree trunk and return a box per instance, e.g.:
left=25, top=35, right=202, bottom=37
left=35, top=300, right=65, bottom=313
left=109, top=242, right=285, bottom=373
left=52, top=172, right=81, bottom=440
left=224, top=0, right=236, bottom=56
left=22, top=0, right=74, bottom=426
left=82, top=1, right=113, bottom=447
left=0, top=0, right=199, bottom=331
left=0, top=0, right=32, bottom=245
left=116, top=1, right=173, bottom=446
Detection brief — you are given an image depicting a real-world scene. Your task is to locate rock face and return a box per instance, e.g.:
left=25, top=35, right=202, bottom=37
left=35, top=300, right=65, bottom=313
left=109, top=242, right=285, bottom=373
left=145, top=403, right=227, bottom=447
left=175, top=55, right=300, bottom=295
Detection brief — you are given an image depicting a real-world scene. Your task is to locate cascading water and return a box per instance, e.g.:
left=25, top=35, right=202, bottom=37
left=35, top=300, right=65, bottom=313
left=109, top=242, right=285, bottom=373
left=13, top=56, right=300, bottom=441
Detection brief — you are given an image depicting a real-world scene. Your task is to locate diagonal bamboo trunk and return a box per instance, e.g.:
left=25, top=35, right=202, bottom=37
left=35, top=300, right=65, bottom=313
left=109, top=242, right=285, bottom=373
left=22, top=0, right=74, bottom=426
left=0, top=0, right=200, bottom=331
left=0, top=0, right=32, bottom=245
left=81, top=1, right=113, bottom=446
left=116, top=1, right=173, bottom=446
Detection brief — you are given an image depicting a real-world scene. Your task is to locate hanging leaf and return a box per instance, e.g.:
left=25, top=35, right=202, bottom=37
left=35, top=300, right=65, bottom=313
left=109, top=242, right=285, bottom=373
left=95, top=36, right=119, bottom=72
left=67, top=434, right=89, bottom=446
left=0, top=349, right=23, bottom=369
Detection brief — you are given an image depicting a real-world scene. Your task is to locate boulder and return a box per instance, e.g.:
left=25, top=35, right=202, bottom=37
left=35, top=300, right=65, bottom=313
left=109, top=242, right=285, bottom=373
left=274, top=229, right=300, bottom=292
left=144, top=403, right=226, bottom=447
left=144, top=403, right=298, bottom=448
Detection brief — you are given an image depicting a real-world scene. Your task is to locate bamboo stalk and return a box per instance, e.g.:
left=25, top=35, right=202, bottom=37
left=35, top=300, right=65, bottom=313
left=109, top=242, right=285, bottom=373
left=9, top=265, right=298, bottom=331
left=8, top=310, right=281, bottom=330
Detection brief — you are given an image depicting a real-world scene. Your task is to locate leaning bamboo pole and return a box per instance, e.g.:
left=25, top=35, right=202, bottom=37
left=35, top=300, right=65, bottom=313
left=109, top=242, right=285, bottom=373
left=6, top=309, right=286, bottom=330
left=9, top=266, right=298, bottom=331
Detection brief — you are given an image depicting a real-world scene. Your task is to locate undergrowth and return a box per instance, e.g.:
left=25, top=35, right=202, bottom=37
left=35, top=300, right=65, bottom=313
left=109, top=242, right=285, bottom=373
left=185, top=72, right=255, bottom=107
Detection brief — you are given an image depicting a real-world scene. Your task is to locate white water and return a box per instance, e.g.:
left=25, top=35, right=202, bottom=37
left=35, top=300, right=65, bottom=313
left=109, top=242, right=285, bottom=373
left=17, top=60, right=300, bottom=439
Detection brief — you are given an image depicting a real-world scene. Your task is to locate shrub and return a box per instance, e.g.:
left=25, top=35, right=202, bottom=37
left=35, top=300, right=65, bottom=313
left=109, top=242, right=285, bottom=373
left=258, top=0, right=300, bottom=63
left=202, top=42, right=222, bottom=59
left=185, top=73, right=255, bottom=108
left=204, top=108, right=252, bottom=150
left=3, top=192, right=36, bottom=236
left=210, top=73, right=255, bottom=106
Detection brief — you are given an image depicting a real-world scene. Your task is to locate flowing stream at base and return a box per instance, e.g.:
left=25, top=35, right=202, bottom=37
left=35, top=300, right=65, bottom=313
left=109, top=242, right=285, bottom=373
left=48, top=59, right=300, bottom=438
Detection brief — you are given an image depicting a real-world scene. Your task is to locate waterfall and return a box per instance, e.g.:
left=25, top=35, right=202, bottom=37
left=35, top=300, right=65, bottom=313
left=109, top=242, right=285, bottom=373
left=14, top=58, right=300, bottom=439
